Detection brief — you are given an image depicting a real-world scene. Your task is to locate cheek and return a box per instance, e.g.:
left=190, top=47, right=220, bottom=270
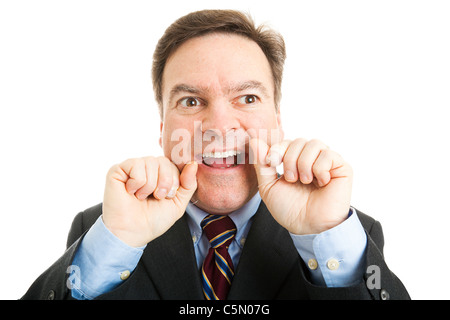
left=244, top=115, right=283, bottom=145
left=161, top=122, right=195, bottom=166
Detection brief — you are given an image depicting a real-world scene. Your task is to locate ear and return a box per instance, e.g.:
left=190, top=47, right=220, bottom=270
left=276, top=110, right=284, bottom=141
left=159, top=121, right=163, bottom=148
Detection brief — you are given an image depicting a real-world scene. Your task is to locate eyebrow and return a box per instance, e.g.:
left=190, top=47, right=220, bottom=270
left=168, top=80, right=270, bottom=104
left=226, top=80, right=270, bottom=97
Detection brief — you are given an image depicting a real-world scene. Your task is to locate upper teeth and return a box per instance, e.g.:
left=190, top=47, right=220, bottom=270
left=202, top=150, right=241, bottom=158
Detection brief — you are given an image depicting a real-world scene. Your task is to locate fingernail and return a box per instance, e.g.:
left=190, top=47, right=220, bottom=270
left=155, top=188, right=167, bottom=199
left=266, top=152, right=281, bottom=166
left=137, top=193, right=148, bottom=200
left=166, top=185, right=178, bottom=198
left=300, top=173, right=310, bottom=183
left=285, top=170, right=295, bottom=181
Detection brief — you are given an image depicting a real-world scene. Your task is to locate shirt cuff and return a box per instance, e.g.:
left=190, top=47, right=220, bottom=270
left=290, top=207, right=367, bottom=287
left=70, top=216, right=146, bottom=300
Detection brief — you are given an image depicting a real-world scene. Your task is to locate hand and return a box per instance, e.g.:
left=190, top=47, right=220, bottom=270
left=250, top=138, right=353, bottom=235
left=102, top=157, right=198, bottom=247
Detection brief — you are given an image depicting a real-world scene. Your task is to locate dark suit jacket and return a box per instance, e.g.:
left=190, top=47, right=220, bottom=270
left=22, top=201, right=410, bottom=300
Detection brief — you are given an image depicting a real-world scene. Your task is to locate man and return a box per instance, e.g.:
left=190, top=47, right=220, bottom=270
left=23, top=9, right=409, bottom=300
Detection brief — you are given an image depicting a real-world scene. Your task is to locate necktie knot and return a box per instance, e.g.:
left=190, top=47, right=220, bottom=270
left=201, top=215, right=236, bottom=249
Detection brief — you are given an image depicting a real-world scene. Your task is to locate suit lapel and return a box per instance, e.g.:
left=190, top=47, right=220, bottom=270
left=138, top=201, right=299, bottom=300
left=228, top=201, right=299, bottom=299
left=140, top=215, right=203, bottom=299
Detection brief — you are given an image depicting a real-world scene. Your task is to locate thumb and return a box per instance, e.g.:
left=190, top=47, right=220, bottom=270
left=249, top=138, right=278, bottom=190
left=177, top=161, right=198, bottom=202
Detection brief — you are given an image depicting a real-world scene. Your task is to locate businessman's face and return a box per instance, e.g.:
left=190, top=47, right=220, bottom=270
left=160, top=33, right=282, bottom=214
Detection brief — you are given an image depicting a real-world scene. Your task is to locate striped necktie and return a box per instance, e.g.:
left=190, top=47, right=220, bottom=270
left=201, top=214, right=237, bottom=300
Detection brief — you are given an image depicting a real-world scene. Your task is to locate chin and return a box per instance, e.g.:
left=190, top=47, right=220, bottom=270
left=192, top=173, right=257, bottom=214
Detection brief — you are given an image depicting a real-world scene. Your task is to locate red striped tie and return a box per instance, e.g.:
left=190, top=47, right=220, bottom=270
left=201, top=215, right=236, bottom=300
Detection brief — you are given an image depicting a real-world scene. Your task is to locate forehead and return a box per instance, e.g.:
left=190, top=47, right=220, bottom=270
left=162, top=33, right=274, bottom=99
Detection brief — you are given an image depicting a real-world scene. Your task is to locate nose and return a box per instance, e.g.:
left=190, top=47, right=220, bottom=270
left=200, top=100, right=240, bottom=138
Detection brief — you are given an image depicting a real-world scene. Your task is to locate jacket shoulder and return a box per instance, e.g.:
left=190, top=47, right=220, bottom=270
left=353, top=207, right=385, bottom=253
left=66, top=203, right=103, bottom=248
left=22, top=203, right=104, bottom=300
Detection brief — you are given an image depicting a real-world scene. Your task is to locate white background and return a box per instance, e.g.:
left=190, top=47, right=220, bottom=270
left=1, top=0, right=449, bottom=300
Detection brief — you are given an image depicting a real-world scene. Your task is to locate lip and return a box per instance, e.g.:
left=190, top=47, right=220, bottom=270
left=198, top=161, right=245, bottom=173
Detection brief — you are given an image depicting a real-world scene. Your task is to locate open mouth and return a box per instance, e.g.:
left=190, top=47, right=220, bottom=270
left=202, top=150, right=245, bottom=169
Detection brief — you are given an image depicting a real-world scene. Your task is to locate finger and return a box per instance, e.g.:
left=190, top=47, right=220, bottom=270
left=121, top=158, right=147, bottom=195
left=177, top=161, right=198, bottom=202
left=297, top=139, right=329, bottom=184
left=249, top=138, right=278, bottom=193
left=312, top=150, right=335, bottom=187
left=134, top=157, right=158, bottom=200
left=280, top=138, right=308, bottom=182
left=312, top=149, right=350, bottom=187
left=166, top=162, right=181, bottom=199
left=265, top=139, right=291, bottom=167
left=153, top=157, right=174, bottom=200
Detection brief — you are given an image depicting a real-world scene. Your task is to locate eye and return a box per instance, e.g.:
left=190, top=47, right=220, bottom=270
left=236, top=95, right=259, bottom=105
left=179, top=97, right=202, bottom=108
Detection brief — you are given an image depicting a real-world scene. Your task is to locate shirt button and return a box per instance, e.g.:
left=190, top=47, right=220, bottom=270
left=192, top=234, right=197, bottom=243
left=308, top=258, right=318, bottom=270
left=240, top=237, right=246, bottom=246
left=120, top=270, right=131, bottom=281
left=327, top=258, right=340, bottom=270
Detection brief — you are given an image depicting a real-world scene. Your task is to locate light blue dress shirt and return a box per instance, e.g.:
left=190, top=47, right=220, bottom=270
left=70, top=192, right=367, bottom=300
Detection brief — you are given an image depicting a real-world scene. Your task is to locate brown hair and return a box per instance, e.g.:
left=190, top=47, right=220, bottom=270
left=152, top=9, right=286, bottom=118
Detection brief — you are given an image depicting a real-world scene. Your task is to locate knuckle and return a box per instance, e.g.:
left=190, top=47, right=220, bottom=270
left=143, top=156, right=156, bottom=166
left=345, top=162, right=353, bottom=174
left=157, top=156, right=172, bottom=167
left=126, top=157, right=141, bottom=164
left=157, top=175, right=173, bottom=188
left=157, top=155, right=170, bottom=163
left=293, top=137, right=307, bottom=145
left=133, top=176, right=147, bottom=186
left=107, top=164, right=120, bottom=175
left=309, top=138, right=323, bottom=145
left=144, top=157, right=157, bottom=172
left=317, top=149, right=333, bottom=162
left=339, top=159, right=353, bottom=173
left=309, top=138, right=328, bottom=150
